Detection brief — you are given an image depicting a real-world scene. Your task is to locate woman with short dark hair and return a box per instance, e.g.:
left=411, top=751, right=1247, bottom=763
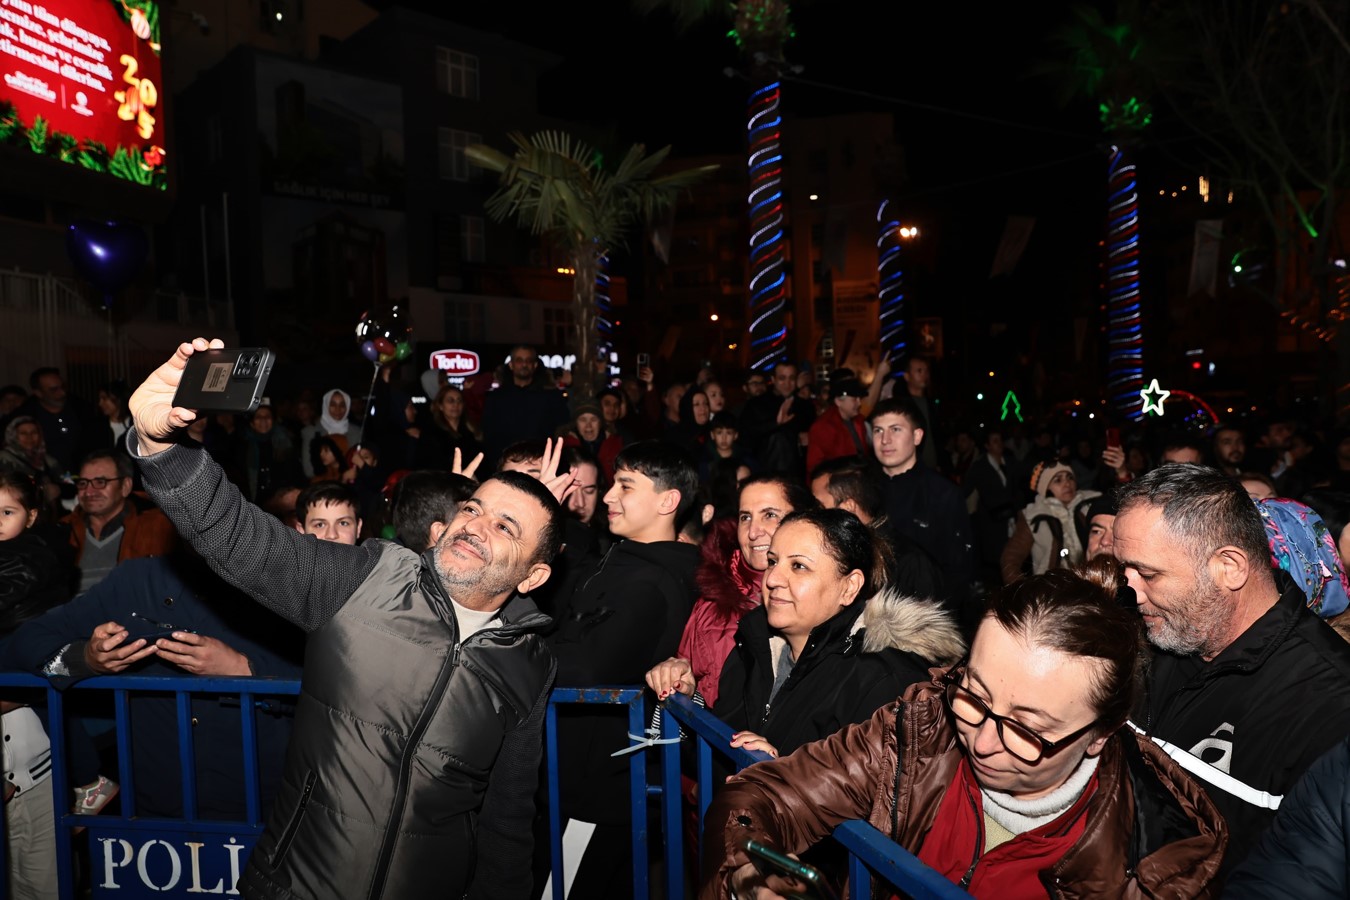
left=657, top=506, right=964, bottom=760
left=701, top=558, right=1227, bottom=899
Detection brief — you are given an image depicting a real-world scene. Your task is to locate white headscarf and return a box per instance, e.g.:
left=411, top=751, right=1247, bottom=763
left=320, top=389, right=352, bottom=436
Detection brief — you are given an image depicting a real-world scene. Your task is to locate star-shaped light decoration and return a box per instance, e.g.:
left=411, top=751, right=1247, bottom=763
left=1140, top=378, right=1171, bottom=416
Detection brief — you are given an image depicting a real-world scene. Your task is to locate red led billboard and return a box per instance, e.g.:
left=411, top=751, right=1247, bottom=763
left=0, top=0, right=165, bottom=189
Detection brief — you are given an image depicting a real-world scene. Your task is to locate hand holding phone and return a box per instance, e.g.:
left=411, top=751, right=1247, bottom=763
left=740, top=840, right=839, bottom=900
left=129, top=337, right=226, bottom=453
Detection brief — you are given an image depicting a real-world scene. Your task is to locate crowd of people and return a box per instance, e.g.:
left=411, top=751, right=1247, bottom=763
left=5, top=340, right=1350, bottom=898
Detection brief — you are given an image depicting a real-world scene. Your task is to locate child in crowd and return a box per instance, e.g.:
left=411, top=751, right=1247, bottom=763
left=0, top=471, right=85, bottom=899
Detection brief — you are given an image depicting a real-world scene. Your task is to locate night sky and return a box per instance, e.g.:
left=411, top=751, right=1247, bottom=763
left=433, top=0, right=1105, bottom=203
left=395, top=1, right=1161, bottom=407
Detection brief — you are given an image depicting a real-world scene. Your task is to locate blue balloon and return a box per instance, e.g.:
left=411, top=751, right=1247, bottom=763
left=65, top=220, right=149, bottom=308
left=360, top=340, right=380, bottom=362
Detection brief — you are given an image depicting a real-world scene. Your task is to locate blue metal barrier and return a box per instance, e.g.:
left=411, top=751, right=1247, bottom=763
left=544, top=687, right=663, bottom=900
left=658, top=691, right=971, bottom=900
left=546, top=686, right=969, bottom=900
left=5, top=674, right=966, bottom=900
left=0, top=671, right=300, bottom=900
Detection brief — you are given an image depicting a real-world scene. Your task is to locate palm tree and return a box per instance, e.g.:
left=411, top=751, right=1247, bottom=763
left=636, top=0, right=795, bottom=371
left=465, top=131, right=716, bottom=401
left=1044, top=2, right=1165, bottom=421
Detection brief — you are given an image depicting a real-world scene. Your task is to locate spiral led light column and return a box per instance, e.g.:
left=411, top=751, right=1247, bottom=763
left=1105, top=144, right=1145, bottom=420
left=747, top=80, right=787, bottom=371
left=595, top=251, right=613, bottom=370
left=876, top=199, right=907, bottom=364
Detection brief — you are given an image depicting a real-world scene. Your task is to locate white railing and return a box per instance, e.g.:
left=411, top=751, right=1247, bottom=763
left=0, top=269, right=235, bottom=399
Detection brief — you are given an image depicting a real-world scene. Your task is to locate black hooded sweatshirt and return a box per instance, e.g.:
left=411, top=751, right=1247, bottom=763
left=547, top=538, right=700, bottom=824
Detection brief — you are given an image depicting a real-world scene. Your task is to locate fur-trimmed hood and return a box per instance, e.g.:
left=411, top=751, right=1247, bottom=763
left=852, top=587, right=966, bottom=666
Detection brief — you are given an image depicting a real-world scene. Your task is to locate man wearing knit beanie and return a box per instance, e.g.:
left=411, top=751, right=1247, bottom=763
left=1081, top=494, right=1118, bottom=560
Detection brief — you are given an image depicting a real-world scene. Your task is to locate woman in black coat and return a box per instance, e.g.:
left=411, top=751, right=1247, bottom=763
left=675, top=507, right=966, bottom=759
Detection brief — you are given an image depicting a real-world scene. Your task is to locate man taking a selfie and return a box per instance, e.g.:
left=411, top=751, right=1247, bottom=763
left=123, top=338, right=570, bottom=900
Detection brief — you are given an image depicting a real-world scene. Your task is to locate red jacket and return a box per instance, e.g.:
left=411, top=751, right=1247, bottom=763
left=806, top=405, right=870, bottom=475
left=676, top=545, right=762, bottom=710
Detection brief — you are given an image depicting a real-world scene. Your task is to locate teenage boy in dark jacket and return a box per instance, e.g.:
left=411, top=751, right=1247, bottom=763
left=546, top=440, right=701, bottom=898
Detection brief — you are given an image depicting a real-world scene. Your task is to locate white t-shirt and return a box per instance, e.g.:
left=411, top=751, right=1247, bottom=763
left=450, top=597, right=500, bottom=640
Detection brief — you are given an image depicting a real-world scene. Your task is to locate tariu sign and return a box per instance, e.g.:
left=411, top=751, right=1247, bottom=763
left=429, top=348, right=480, bottom=375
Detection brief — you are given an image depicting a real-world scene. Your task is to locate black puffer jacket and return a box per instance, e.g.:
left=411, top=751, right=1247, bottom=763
left=712, top=588, right=966, bottom=756
left=134, top=437, right=555, bottom=900
left=0, top=531, right=68, bottom=637
left=1225, top=733, right=1350, bottom=897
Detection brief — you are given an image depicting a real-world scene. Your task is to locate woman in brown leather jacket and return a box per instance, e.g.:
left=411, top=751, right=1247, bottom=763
left=701, top=559, right=1228, bottom=899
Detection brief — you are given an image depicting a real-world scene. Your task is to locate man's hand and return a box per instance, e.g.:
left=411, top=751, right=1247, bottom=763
left=451, top=447, right=484, bottom=481
left=83, top=621, right=158, bottom=674
left=128, top=337, right=224, bottom=455
left=536, top=438, right=580, bottom=504
left=645, top=657, right=695, bottom=700
left=154, top=633, right=251, bottom=676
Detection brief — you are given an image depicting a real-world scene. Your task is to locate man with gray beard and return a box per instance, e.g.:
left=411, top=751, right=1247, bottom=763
left=124, top=338, right=572, bottom=900
left=1114, top=463, right=1350, bottom=877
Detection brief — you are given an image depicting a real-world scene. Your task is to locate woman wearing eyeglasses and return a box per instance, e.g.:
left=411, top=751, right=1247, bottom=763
left=700, top=558, right=1228, bottom=899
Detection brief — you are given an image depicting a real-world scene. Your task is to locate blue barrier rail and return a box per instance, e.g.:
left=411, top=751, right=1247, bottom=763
left=4, top=673, right=966, bottom=899
left=0, top=671, right=301, bottom=900
left=658, top=691, right=972, bottom=900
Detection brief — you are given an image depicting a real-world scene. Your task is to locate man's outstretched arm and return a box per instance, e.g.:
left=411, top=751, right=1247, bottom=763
left=127, top=339, right=379, bottom=631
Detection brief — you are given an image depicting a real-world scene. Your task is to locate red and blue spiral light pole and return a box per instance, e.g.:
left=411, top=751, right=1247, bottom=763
left=876, top=199, right=907, bottom=364
left=747, top=80, right=788, bottom=371
left=1104, top=144, right=1145, bottom=420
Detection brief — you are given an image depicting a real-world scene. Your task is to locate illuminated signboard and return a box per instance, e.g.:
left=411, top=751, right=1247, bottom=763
left=430, top=348, right=480, bottom=376
left=0, top=0, right=166, bottom=189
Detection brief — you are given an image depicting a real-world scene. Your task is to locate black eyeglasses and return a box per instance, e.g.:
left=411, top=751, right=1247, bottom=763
left=940, top=661, right=1101, bottom=765
left=74, top=476, right=122, bottom=490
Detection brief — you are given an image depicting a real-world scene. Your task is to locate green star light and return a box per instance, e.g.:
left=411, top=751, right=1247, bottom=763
left=1140, top=378, right=1170, bottom=416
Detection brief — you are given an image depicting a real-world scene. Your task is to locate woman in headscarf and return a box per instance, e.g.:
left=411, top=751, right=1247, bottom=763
left=0, top=417, right=65, bottom=521
left=318, top=389, right=361, bottom=457
left=299, top=389, right=362, bottom=480
left=1257, top=496, right=1350, bottom=618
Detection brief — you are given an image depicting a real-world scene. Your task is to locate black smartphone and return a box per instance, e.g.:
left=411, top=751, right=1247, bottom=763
left=172, top=348, right=275, bottom=414
left=124, top=612, right=195, bottom=644
left=637, top=352, right=651, bottom=369
left=742, top=840, right=839, bottom=900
